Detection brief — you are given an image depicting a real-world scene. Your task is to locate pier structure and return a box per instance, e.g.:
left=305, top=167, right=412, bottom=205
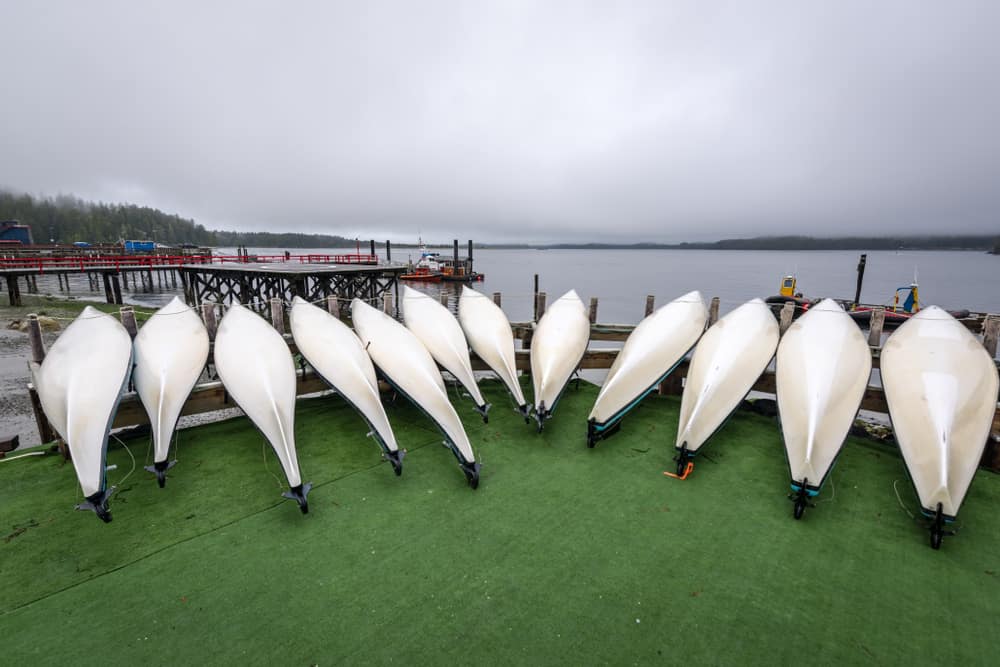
left=177, top=261, right=406, bottom=312
left=0, top=251, right=395, bottom=307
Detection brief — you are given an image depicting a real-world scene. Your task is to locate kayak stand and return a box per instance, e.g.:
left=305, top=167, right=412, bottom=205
left=282, top=483, right=312, bottom=514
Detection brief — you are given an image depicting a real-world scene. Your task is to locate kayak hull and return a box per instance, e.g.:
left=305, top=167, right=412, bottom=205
left=676, top=298, right=779, bottom=457
left=776, top=299, right=872, bottom=499
left=132, top=296, right=210, bottom=484
left=881, top=306, right=999, bottom=521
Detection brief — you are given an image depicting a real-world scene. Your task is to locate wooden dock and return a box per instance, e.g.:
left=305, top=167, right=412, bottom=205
left=177, top=261, right=406, bottom=310
left=20, top=293, right=1000, bottom=470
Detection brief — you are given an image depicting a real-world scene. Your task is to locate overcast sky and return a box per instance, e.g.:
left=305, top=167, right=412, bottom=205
left=1, top=1, right=998, bottom=243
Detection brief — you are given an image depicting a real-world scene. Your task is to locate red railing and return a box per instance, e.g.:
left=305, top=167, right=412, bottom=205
left=0, top=253, right=382, bottom=272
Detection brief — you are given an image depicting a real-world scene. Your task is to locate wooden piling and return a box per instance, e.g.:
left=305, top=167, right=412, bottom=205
left=111, top=273, right=123, bottom=304
left=983, top=314, right=1000, bottom=359
left=201, top=302, right=218, bottom=341
left=492, top=292, right=502, bottom=307
left=645, top=295, right=655, bottom=317
left=326, top=294, right=340, bottom=319
left=270, top=298, right=285, bottom=334
left=119, top=307, right=138, bottom=339
left=440, top=293, right=449, bottom=307
left=533, top=274, right=539, bottom=313
left=868, top=307, right=885, bottom=348
left=536, top=292, right=547, bottom=320
left=708, top=297, right=720, bottom=327
left=27, top=314, right=46, bottom=363
left=102, top=273, right=113, bottom=304
left=383, top=291, right=394, bottom=315
left=26, top=314, right=56, bottom=446
left=779, top=301, right=795, bottom=335
left=589, top=297, right=598, bottom=324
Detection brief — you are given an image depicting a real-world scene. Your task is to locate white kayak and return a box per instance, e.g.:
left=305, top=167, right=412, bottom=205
left=530, top=290, right=590, bottom=431
left=352, top=298, right=480, bottom=488
left=458, top=286, right=530, bottom=421
left=880, top=306, right=999, bottom=549
left=288, top=297, right=403, bottom=475
left=588, top=291, right=706, bottom=446
left=30, top=306, right=132, bottom=522
left=401, top=285, right=490, bottom=421
left=214, top=303, right=310, bottom=512
left=674, top=298, right=779, bottom=473
left=132, top=296, right=210, bottom=487
left=776, top=298, right=872, bottom=518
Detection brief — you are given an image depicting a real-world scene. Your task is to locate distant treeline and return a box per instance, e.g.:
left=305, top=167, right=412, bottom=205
left=0, top=191, right=216, bottom=246
left=213, top=230, right=357, bottom=248
left=2, top=189, right=998, bottom=251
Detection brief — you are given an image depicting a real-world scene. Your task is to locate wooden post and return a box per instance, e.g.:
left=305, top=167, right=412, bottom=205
left=9, top=275, right=21, bottom=306
left=983, top=314, right=1000, bottom=359
left=440, top=293, right=449, bottom=307
left=201, top=301, right=218, bottom=341
left=536, top=292, right=547, bottom=320
left=708, top=297, right=720, bottom=327
left=385, top=240, right=391, bottom=262
left=270, top=297, right=285, bottom=334
left=122, top=272, right=129, bottom=290
left=383, top=291, right=394, bottom=315
left=27, top=314, right=46, bottom=363
left=492, top=291, right=502, bottom=307
left=111, top=273, right=123, bottom=304
left=533, top=273, right=539, bottom=317
left=868, top=307, right=885, bottom=348
left=779, top=301, right=795, bottom=335
left=26, top=314, right=57, bottom=446
left=102, top=273, right=113, bottom=304
left=589, top=297, right=598, bottom=324
left=645, top=295, right=655, bottom=317
left=119, top=306, right=138, bottom=339
left=326, top=294, right=340, bottom=319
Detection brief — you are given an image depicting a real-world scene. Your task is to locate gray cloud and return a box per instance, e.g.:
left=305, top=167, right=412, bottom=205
left=1, top=1, right=998, bottom=242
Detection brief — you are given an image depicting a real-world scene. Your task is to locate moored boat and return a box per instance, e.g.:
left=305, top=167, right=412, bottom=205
left=288, top=297, right=403, bottom=474
left=673, top=298, right=779, bottom=475
left=530, top=290, right=590, bottom=431
left=401, top=286, right=490, bottom=421
left=30, top=306, right=133, bottom=522
left=880, top=306, right=1000, bottom=549
left=133, top=296, right=210, bottom=487
left=776, top=298, right=871, bottom=519
left=588, top=290, right=706, bottom=447
left=457, top=286, right=530, bottom=420
left=352, top=298, right=480, bottom=487
left=214, top=304, right=311, bottom=512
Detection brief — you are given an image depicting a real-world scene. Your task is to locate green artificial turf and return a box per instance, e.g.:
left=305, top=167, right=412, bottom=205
left=1, top=379, right=998, bottom=665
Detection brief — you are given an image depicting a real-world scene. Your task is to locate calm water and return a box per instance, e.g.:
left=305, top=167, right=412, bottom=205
left=33, top=247, right=1000, bottom=321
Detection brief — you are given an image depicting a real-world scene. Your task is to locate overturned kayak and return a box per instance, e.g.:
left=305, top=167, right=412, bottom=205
left=530, top=290, right=590, bottom=431
left=289, top=297, right=403, bottom=474
left=214, top=304, right=310, bottom=512
left=133, top=296, right=210, bottom=487
left=776, top=298, right=871, bottom=519
left=588, top=291, right=706, bottom=446
left=31, top=306, right=132, bottom=522
left=674, top=298, right=779, bottom=474
left=352, top=298, right=480, bottom=488
left=881, top=306, right=999, bottom=549
left=401, top=285, right=489, bottom=421
left=458, top=286, right=530, bottom=420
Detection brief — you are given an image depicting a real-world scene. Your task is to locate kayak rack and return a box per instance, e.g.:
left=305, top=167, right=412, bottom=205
left=20, top=294, right=1000, bottom=472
